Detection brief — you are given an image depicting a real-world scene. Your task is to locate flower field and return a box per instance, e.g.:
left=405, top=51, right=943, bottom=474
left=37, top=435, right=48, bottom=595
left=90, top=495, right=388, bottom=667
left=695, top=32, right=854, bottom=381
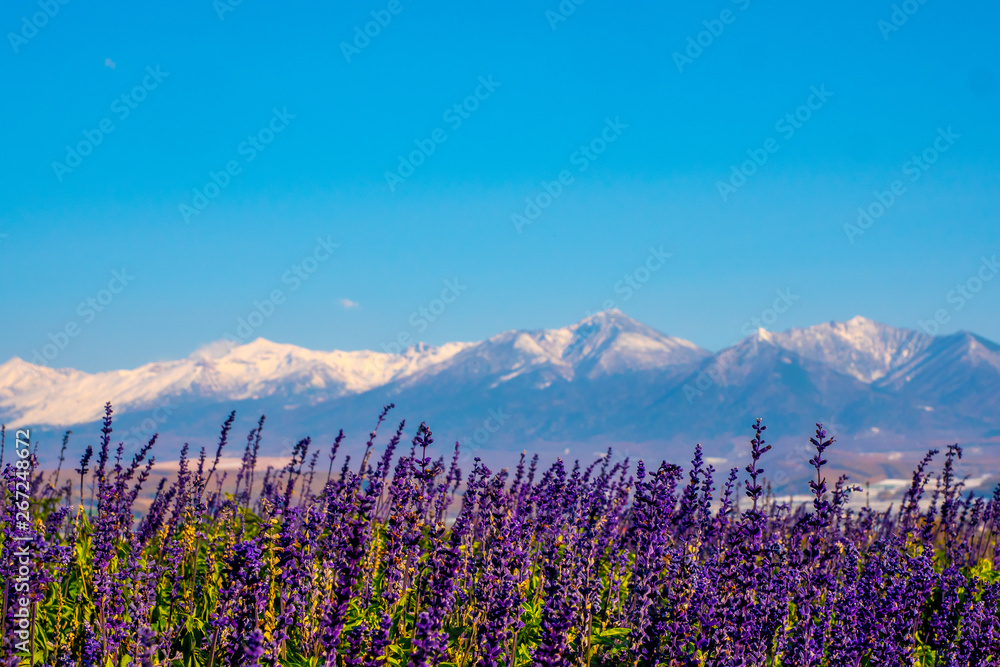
left=1, top=403, right=999, bottom=666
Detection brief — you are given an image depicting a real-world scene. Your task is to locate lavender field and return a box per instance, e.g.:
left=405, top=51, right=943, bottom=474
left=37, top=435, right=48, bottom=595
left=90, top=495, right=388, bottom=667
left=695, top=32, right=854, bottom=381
left=1, top=403, right=998, bottom=666
left=5, top=0, right=999, bottom=664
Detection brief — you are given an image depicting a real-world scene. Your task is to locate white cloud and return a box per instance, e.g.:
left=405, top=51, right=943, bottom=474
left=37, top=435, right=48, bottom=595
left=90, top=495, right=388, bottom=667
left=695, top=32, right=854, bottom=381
left=339, top=298, right=360, bottom=309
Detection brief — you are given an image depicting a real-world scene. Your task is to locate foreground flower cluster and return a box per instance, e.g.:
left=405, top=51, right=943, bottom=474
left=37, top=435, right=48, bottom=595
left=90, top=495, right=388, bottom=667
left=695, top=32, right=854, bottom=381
left=1, top=403, right=999, bottom=666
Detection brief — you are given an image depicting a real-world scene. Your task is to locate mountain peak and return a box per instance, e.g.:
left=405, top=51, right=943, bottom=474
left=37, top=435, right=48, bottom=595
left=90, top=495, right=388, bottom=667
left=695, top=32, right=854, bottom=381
left=558, top=310, right=707, bottom=376
left=571, top=308, right=676, bottom=340
left=575, top=308, right=637, bottom=328
left=764, top=317, right=930, bottom=383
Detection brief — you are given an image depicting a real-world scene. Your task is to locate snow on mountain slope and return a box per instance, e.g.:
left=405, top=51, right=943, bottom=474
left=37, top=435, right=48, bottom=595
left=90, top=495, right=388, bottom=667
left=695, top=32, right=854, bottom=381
left=760, top=316, right=930, bottom=383
left=562, top=310, right=709, bottom=376
left=667, top=327, right=879, bottom=400
left=644, top=329, right=881, bottom=442
left=388, top=309, right=711, bottom=390
left=0, top=338, right=474, bottom=427
left=876, top=332, right=1000, bottom=410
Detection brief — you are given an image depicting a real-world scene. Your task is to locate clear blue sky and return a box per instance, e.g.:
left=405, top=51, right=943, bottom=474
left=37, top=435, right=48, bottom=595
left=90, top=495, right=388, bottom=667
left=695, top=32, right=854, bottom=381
left=2, top=0, right=998, bottom=372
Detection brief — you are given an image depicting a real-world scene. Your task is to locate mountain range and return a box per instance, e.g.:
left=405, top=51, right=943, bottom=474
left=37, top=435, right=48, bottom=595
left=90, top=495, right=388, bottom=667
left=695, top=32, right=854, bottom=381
left=2, top=311, right=999, bottom=480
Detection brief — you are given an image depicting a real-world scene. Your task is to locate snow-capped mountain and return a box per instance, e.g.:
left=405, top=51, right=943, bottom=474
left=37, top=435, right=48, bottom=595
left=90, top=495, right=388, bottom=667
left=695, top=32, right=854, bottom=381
left=0, top=310, right=705, bottom=428
left=388, top=309, right=710, bottom=391
left=0, top=337, right=475, bottom=427
left=876, top=331, right=1000, bottom=415
left=759, top=316, right=932, bottom=383
left=2, top=312, right=999, bottom=461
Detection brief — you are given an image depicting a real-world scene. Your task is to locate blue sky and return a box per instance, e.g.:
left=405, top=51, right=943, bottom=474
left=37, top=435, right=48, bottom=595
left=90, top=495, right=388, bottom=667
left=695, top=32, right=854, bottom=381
left=1, top=0, right=998, bottom=372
